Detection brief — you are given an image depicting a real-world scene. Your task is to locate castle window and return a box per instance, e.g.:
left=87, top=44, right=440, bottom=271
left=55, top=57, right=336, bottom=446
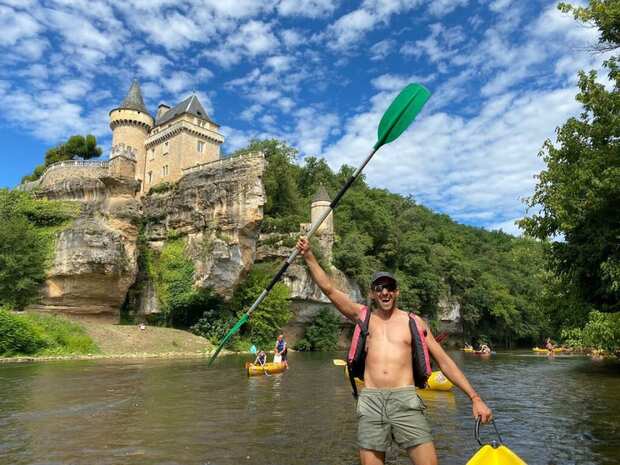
left=163, top=141, right=168, bottom=156
left=147, top=171, right=153, bottom=184
left=197, top=141, right=205, bottom=153
left=163, top=165, right=169, bottom=176
left=148, top=149, right=154, bottom=161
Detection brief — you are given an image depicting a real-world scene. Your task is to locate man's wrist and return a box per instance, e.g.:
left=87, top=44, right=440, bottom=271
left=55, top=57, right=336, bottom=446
left=470, top=394, right=481, bottom=402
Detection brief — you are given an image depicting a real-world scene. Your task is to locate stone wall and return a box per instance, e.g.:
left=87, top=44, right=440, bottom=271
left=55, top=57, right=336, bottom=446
left=37, top=161, right=110, bottom=189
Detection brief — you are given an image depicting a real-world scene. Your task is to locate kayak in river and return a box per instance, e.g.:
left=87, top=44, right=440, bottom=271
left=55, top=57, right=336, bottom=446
left=462, top=347, right=475, bottom=352
left=532, top=347, right=565, bottom=353
left=245, top=362, right=286, bottom=376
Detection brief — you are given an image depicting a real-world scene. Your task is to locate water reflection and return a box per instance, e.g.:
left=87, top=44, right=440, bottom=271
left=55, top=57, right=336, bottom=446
left=0, top=352, right=618, bottom=465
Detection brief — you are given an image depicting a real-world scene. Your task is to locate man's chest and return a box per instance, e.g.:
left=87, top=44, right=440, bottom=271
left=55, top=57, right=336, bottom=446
left=367, top=315, right=412, bottom=347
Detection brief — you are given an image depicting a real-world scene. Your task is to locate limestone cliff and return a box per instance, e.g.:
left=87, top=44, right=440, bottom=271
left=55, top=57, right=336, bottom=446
left=140, top=153, right=266, bottom=300
left=28, top=173, right=141, bottom=317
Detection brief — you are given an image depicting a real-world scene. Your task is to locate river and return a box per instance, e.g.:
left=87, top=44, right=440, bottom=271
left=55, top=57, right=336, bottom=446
left=0, top=351, right=618, bottom=465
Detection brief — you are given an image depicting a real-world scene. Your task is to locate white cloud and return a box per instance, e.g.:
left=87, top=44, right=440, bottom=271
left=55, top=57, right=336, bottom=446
left=229, top=20, right=280, bottom=57
left=137, top=53, right=170, bottom=78
left=428, top=0, right=468, bottom=17
left=370, top=39, right=395, bottom=61
left=280, top=29, right=304, bottom=48
left=277, top=0, right=339, bottom=17
left=0, top=6, right=41, bottom=46
left=321, top=85, right=582, bottom=229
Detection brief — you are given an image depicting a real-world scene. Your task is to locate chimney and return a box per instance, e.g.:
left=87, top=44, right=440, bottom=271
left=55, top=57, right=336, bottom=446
left=156, top=104, right=170, bottom=120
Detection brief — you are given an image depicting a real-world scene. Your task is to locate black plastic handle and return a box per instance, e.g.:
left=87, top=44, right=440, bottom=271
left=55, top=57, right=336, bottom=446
left=475, top=417, right=503, bottom=447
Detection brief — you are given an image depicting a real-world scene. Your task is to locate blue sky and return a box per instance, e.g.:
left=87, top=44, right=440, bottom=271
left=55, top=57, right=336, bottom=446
left=0, top=0, right=609, bottom=234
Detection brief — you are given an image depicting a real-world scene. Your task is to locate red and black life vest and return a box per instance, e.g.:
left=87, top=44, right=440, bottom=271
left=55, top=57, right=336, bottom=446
left=346, top=306, right=432, bottom=398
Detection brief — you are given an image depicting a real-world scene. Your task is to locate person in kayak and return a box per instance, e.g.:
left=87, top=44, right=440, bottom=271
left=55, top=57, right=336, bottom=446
left=479, top=344, right=491, bottom=354
left=254, top=350, right=267, bottom=367
left=274, top=334, right=288, bottom=369
left=296, top=237, right=492, bottom=465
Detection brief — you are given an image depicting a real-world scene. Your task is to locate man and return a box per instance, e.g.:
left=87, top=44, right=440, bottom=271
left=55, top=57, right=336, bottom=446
left=296, top=237, right=492, bottom=465
left=274, top=334, right=288, bottom=369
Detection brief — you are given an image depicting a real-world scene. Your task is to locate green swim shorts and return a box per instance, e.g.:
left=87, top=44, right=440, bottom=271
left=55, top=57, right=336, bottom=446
left=356, top=385, right=433, bottom=452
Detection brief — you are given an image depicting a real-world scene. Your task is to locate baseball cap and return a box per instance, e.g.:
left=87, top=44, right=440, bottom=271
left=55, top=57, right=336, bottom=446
left=370, top=271, right=398, bottom=287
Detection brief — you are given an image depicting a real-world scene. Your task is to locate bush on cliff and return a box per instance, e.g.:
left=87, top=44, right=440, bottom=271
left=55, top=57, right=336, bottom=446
left=294, top=307, right=341, bottom=352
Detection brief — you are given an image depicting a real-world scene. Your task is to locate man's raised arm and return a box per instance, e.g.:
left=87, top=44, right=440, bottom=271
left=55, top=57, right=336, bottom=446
left=296, top=237, right=362, bottom=321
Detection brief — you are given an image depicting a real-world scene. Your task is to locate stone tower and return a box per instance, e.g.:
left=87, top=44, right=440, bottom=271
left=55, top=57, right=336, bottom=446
left=311, top=184, right=334, bottom=263
left=109, top=143, right=137, bottom=179
left=109, top=80, right=154, bottom=190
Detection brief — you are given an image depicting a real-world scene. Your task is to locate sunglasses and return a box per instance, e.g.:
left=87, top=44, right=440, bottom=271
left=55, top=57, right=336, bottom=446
left=372, top=283, right=396, bottom=293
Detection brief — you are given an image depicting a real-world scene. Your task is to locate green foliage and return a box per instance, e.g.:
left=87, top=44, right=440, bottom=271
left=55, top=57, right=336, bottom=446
left=0, top=309, right=99, bottom=357
left=25, top=313, right=99, bottom=355
left=0, top=309, right=47, bottom=356
left=22, top=134, right=102, bottom=182
left=228, top=137, right=552, bottom=347
left=191, top=308, right=236, bottom=343
left=520, top=3, right=619, bottom=312
left=146, top=238, right=223, bottom=328
left=147, top=182, right=174, bottom=195
left=231, top=261, right=292, bottom=347
left=0, top=190, right=79, bottom=310
left=232, top=139, right=305, bottom=233
left=294, top=307, right=341, bottom=351
left=562, top=311, right=620, bottom=352
left=558, top=1, right=619, bottom=52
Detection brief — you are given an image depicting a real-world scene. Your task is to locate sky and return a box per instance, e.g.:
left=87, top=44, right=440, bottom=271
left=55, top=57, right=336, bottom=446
left=0, top=0, right=610, bottom=235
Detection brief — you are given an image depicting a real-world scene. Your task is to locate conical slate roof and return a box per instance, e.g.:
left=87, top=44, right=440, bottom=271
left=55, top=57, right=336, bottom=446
left=155, top=94, right=215, bottom=126
left=118, top=80, right=149, bottom=114
left=312, top=184, right=331, bottom=203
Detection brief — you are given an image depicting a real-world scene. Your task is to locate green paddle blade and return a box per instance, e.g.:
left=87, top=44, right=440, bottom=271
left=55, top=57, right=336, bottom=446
left=375, top=83, right=431, bottom=150
left=207, top=313, right=249, bottom=366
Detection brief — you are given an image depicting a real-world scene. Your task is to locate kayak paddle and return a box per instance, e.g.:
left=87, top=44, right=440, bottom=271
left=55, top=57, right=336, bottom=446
left=207, top=83, right=431, bottom=366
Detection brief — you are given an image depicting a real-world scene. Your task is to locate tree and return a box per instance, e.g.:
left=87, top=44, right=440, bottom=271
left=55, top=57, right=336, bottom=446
left=558, top=1, right=619, bottom=53
left=520, top=1, right=619, bottom=311
left=0, top=216, right=46, bottom=310
left=22, top=134, right=102, bottom=182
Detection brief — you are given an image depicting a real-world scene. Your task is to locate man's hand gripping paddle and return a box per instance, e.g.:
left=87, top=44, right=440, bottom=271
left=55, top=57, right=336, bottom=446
left=207, top=83, right=431, bottom=366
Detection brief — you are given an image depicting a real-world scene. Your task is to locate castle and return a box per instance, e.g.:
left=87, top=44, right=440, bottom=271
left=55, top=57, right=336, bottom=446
left=109, top=80, right=224, bottom=194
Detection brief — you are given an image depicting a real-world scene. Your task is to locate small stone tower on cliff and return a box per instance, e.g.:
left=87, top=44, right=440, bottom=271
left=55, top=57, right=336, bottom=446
left=109, top=80, right=153, bottom=189
left=310, top=184, right=334, bottom=263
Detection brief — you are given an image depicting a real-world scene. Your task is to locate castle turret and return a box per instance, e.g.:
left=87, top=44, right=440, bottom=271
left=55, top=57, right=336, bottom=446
left=109, top=80, right=154, bottom=191
left=311, top=184, right=334, bottom=263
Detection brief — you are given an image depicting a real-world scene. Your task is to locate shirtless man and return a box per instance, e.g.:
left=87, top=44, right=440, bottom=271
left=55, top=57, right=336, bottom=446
left=296, top=237, right=492, bottom=465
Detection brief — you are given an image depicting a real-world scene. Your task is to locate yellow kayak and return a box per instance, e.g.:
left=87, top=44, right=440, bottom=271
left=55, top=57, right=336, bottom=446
left=245, top=362, right=286, bottom=376
left=346, top=366, right=454, bottom=391
left=462, top=348, right=475, bottom=352
left=466, top=444, right=527, bottom=465
left=532, top=347, right=564, bottom=353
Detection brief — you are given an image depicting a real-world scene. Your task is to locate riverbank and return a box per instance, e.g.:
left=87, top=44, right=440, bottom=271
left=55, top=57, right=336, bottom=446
left=0, top=315, right=218, bottom=363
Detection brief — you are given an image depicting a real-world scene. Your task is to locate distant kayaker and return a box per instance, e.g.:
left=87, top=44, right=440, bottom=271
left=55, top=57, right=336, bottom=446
left=545, top=337, right=555, bottom=356
left=296, top=237, right=492, bottom=465
left=254, top=350, right=267, bottom=367
left=480, top=344, right=491, bottom=354
left=274, top=334, right=288, bottom=369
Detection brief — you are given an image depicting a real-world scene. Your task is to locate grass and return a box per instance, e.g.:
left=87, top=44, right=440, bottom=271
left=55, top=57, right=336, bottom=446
left=22, top=312, right=99, bottom=356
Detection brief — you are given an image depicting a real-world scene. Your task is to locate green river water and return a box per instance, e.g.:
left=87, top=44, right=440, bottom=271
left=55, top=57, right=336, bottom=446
left=0, top=351, right=618, bottom=465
